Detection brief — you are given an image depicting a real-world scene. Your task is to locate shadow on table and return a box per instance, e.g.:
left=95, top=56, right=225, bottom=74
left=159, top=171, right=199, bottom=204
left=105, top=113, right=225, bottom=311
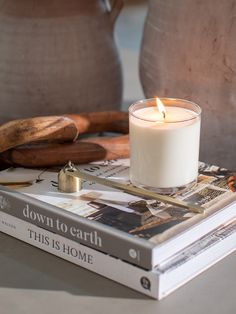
left=0, top=232, right=149, bottom=300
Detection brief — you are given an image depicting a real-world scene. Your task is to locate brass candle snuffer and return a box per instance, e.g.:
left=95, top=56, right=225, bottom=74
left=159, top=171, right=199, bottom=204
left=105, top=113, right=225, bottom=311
left=58, top=162, right=205, bottom=214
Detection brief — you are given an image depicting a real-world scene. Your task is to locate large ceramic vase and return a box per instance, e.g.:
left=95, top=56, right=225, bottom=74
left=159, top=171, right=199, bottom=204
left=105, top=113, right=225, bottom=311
left=0, top=0, right=123, bottom=122
left=140, top=0, right=236, bottom=169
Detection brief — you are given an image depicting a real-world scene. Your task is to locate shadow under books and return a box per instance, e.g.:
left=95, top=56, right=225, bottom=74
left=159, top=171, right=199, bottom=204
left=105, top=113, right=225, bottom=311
left=0, top=232, right=148, bottom=300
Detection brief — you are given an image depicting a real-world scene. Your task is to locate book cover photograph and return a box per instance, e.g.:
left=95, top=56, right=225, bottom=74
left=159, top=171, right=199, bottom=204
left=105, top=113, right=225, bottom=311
left=0, top=159, right=235, bottom=243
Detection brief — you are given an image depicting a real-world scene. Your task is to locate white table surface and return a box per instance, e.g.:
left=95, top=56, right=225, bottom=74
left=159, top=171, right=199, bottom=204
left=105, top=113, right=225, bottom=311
left=0, top=231, right=235, bottom=314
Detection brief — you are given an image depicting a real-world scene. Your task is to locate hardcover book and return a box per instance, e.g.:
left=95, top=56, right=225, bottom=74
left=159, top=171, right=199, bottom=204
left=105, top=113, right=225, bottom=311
left=1, top=210, right=236, bottom=299
left=0, top=159, right=235, bottom=269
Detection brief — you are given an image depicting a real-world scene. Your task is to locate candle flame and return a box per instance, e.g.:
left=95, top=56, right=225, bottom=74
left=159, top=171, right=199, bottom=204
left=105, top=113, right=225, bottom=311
left=156, top=98, right=166, bottom=119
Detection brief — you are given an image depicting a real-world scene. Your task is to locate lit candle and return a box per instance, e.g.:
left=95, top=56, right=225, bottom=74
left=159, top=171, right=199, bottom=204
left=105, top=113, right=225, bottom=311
left=129, top=98, right=201, bottom=193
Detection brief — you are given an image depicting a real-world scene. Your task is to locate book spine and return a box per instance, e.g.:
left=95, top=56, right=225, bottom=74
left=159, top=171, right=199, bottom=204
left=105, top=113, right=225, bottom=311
left=0, top=210, right=159, bottom=299
left=0, top=188, right=153, bottom=269
left=2, top=209, right=236, bottom=301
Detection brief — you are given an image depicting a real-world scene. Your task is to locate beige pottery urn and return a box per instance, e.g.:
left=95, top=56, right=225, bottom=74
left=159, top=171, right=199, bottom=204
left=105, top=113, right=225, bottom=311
left=140, top=0, right=236, bottom=169
left=0, top=0, right=123, bottom=122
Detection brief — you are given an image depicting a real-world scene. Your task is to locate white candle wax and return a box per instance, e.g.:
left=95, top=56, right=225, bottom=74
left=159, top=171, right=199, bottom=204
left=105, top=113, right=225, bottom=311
left=129, top=104, right=201, bottom=191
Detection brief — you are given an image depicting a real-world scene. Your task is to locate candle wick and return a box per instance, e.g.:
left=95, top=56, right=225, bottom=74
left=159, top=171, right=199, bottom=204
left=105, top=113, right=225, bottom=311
left=162, top=111, right=166, bottom=119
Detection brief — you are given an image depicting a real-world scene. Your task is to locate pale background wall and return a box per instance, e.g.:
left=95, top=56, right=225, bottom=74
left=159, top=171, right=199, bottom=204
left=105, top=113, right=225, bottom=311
left=115, top=0, right=147, bottom=109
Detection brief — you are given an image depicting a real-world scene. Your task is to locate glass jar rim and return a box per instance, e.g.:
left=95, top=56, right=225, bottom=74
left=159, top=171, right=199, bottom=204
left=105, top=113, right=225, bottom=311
left=129, top=97, right=202, bottom=123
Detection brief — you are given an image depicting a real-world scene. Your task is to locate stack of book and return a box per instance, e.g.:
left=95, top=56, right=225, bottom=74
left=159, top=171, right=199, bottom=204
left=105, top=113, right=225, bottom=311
left=0, top=159, right=236, bottom=299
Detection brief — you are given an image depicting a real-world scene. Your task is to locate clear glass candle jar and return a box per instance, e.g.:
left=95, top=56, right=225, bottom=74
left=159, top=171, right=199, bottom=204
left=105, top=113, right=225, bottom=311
left=129, top=98, right=201, bottom=194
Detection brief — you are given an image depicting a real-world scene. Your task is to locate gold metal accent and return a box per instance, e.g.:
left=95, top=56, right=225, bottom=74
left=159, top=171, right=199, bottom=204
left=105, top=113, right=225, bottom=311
left=0, top=181, right=33, bottom=188
left=62, top=162, right=204, bottom=214
left=58, top=161, right=83, bottom=193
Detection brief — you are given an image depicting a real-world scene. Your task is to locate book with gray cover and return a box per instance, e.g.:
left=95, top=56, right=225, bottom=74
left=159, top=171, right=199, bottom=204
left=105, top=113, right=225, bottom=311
left=0, top=159, right=235, bottom=270
left=1, top=209, right=236, bottom=299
